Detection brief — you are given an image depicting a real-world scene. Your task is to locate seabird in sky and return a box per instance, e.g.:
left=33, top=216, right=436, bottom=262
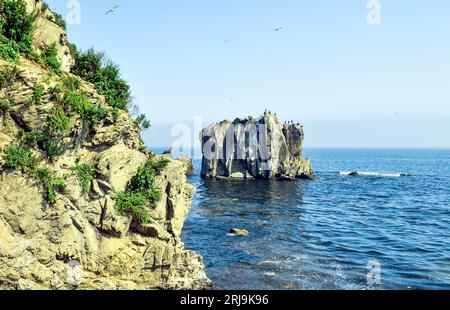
left=105, top=5, right=120, bottom=15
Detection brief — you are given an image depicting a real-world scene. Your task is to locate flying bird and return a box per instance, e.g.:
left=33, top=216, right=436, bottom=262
left=274, top=27, right=283, bottom=32
left=105, top=5, right=120, bottom=15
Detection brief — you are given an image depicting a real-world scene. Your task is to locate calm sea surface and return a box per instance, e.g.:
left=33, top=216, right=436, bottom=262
left=152, top=148, right=450, bottom=289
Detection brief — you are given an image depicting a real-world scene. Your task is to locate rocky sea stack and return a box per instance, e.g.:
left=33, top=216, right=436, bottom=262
left=200, top=111, right=314, bottom=180
left=0, top=0, right=211, bottom=289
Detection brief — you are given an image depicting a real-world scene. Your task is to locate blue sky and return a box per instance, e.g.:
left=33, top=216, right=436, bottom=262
left=46, top=0, right=450, bottom=148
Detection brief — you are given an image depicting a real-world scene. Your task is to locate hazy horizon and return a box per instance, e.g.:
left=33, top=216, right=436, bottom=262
left=46, top=0, right=450, bottom=148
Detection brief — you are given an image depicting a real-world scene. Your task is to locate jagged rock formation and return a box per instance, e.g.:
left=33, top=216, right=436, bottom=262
left=200, top=112, right=314, bottom=180
left=0, top=1, right=211, bottom=290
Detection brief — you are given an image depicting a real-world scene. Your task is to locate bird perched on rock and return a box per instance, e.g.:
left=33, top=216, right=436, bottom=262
left=162, top=148, right=172, bottom=155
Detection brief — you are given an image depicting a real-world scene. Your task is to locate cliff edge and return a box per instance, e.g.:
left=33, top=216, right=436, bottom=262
left=0, top=0, right=211, bottom=290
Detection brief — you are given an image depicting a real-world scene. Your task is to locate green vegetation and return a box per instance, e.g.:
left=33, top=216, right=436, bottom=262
left=30, top=84, right=44, bottom=105
left=24, top=130, right=45, bottom=144
left=1, top=0, right=157, bottom=209
left=35, top=167, right=66, bottom=205
left=115, top=192, right=151, bottom=224
left=47, top=106, right=71, bottom=135
left=61, top=75, right=81, bottom=91
left=43, top=106, right=70, bottom=160
left=0, top=66, right=20, bottom=87
left=71, top=48, right=131, bottom=110
left=72, top=162, right=96, bottom=195
left=0, top=71, right=7, bottom=87
left=67, top=42, right=78, bottom=59
left=25, top=130, right=64, bottom=161
left=41, top=42, right=61, bottom=73
left=42, top=138, right=64, bottom=159
left=0, top=99, right=12, bottom=112
left=3, top=145, right=35, bottom=170
left=67, top=46, right=153, bottom=130
left=116, top=158, right=169, bottom=224
left=0, top=0, right=36, bottom=63
left=2, top=144, right=65, bottom=206
left=60, top=90, right=110, bottom=127
left=135, top=113, right=151, bottom=130
left=40, top=2, right=66, bottom=30
left=40, top=2, right=49, bottom=13
left=0, top=35, right=20, bottom=63
left=49, top=12, right=66, bottom=30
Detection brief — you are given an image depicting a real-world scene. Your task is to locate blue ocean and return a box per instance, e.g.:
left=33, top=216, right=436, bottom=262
left=153, top=148, right=450, bottom=290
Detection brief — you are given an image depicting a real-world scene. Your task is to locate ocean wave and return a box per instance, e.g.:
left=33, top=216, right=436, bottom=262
left=339, top=171, right=411, bottom=177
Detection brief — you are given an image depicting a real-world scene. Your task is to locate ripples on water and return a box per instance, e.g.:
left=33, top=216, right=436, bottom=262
left=156, top=148, right=450, bottom=290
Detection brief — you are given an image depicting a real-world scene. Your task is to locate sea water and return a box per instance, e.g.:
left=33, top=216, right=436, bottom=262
left=152, top=148, right=450, bottom=290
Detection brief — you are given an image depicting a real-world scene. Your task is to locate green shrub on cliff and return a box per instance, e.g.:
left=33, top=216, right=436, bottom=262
left=0, top=71, right=7, bottom=87
left=0, top=99, right=12, bottom=112
left=3, top=145, right=35, bottom=170
left=116, top=192, right=151, bottom=224
left=25, top=130, right=46, bottom=145
left=60, top=90, right=111, bottom=128
left=41, top=42, right=61, bottom=73
left=135, top=113, right=151, bottom=130
left=22, top=130, right=64, bottom=161
left=42, top=138, right=64, bottom=159
left=116, top=159, right=169, bottom=224
left=62, top=75, right=81, bottom=91
left=35, top=167, right=66, bottom=206
left=71, top=49, right=131, bottom=110
left=29, top=84, right=44, bottom=105
left=47, top=106, right=71, bottom=136
left=1, top=144, right=65, bottom=205
left=72, top=162, right=96, bottom=195
left=0, top=35, right=20, bottom=63
left=0, top=0, right=36, bottom=58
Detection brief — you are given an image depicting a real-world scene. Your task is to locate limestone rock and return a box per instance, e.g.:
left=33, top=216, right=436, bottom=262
left=200, top=112, right=314, bottom=180
left=25, top=0, right=74, bottom=72
left=178, top=155, right=196, bottom=176
left=96, top=145, right=147, bottom=193
left=0, top=3, right=211, bottom=288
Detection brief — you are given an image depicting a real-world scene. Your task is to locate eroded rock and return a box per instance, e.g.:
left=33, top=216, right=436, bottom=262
left=200, top=112, right=314, bottom=180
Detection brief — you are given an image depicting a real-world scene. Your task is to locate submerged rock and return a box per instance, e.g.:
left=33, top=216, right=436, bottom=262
left=229, top=228, right=250, bottom=236
left=200, top=112, right=314, bottom=180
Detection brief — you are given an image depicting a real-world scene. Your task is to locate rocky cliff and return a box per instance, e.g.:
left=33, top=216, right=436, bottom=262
left=0, top=0, right=211, bottom=290
left=200, top=112, right=314, bottom=180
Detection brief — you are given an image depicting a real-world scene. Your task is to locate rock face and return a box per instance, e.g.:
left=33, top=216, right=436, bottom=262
left=24, top=0, right=75, bottom=72
left=0, top=156, right=211, bottom=290
left=0, top=1, right=211, bottom=290
left=200, top=112, right=314, bottom=180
